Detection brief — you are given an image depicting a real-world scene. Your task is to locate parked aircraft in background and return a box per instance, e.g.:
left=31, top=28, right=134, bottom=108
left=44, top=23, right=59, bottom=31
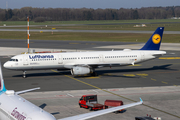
left=0, top=62, right=143, bottom=120
left=4, top=27, right=166, bottom=78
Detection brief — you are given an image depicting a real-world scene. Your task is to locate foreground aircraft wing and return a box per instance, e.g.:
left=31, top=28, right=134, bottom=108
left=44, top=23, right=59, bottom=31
left=59, top=98, right=143, bottom=120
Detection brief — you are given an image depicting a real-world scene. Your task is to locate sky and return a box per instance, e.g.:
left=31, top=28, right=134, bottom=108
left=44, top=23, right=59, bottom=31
left=1, top=0, right=180, bottom=9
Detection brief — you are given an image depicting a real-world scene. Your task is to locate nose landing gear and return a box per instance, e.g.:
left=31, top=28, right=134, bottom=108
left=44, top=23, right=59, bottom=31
left=23, top=71, right=26, bottom=78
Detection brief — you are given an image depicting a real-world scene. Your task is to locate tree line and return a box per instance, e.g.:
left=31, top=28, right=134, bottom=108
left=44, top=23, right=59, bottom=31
left=0, top=6, right=180, bottom=21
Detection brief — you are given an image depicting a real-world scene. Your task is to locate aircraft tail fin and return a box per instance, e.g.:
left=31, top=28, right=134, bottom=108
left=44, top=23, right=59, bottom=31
left=0, top=61, right=6, bottom=93
left=140, top=27, right=164, bottom=50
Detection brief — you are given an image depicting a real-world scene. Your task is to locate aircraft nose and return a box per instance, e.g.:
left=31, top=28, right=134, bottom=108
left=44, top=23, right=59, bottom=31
left=3, top=62, right=11, bottom=69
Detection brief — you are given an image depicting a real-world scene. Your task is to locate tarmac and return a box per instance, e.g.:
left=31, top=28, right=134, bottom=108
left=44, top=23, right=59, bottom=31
left=0, top=40, right=180, bottom=120
left=21, top=86, right=180, bottom=120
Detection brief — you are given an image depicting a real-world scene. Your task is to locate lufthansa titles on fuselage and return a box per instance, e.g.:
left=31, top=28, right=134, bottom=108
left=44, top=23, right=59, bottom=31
left=29, top=55, right=54, bottom=59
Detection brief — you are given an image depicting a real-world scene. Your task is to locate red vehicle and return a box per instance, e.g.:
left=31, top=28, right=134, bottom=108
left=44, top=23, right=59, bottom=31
left=104, top=100, right=124, bottom=113
left=79, top=95, right=123, bottom=111
left=79, top=95, right=104, bottom=111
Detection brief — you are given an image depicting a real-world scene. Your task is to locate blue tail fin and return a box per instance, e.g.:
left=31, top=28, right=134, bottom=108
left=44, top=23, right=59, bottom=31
left=140, top=27, right=164, bottom=50
left=0, top=61, right=6, bottom=94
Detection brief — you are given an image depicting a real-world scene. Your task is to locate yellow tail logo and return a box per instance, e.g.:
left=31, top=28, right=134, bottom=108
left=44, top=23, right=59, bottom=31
left=152, top=34, right=161, bottom=44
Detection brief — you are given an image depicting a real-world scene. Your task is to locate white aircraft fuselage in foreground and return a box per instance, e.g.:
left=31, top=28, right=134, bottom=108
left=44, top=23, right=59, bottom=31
left=0, top=61, right=143, bottom=120
left=4, top=27, right=166, bottom=78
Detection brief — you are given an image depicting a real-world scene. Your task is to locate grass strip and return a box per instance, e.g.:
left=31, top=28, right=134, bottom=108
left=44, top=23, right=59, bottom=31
left=0, top=31, right=180, bottom=43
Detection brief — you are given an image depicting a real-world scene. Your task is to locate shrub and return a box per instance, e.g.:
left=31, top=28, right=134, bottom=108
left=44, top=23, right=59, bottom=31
left=34, top=17, right=45, bottom=22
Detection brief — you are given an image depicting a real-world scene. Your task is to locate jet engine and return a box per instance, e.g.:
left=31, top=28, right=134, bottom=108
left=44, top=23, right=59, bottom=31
left=71, top=66, right=91, bottom=75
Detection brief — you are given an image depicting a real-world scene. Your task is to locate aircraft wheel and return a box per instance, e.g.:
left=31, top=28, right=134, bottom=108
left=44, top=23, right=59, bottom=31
left=23, top=71, right=26, bottom=78
left=91, top=72, right=97, bottom=76
left=89, top=107, right=92, bottom=111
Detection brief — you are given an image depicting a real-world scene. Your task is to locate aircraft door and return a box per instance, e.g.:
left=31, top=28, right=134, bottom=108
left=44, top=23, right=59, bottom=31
left=23, top=55, right=29, bottom=65
left=140, top=52, right=145, bottom=61
left=58, top=55, right=63, bottom=64
left=99, top=54, right=104, bottom=62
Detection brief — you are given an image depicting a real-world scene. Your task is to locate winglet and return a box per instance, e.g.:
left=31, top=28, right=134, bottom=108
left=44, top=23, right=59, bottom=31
left=16, top=87, right=40, bottom=95
left=140, top=97, right=143, bottom=103
left=0, top=61, right=6, bottom=94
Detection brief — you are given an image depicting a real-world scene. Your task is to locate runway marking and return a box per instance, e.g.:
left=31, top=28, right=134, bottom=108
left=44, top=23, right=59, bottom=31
left=67, top=93, right=74, bottom=97
left=122, top=73, right=148, bottom=78
left=151, top=78, right=156, bottom=81
left=159, top=57, right=180, bottom=59
left=51, top=70, right=180, bottom=119
left=92, top=90, right=98, bottom=93
left=84, top=77, right=100, bottom=79
left=136, top=74, right=148, bottom=78
left=173, top=85, right=178, bottom=87
left=123, top=74, right=136, bottom=77
left=56, top=95, right=66, bottom=97
left=136, top=74, right=148, bottom=77
left=128, top=64, right=141, bottom=66
left=161, top=81, right=168, bottom=84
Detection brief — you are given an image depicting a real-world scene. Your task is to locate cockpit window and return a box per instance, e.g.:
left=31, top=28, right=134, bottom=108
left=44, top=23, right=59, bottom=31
left=9, top=59, right=18, bottom=62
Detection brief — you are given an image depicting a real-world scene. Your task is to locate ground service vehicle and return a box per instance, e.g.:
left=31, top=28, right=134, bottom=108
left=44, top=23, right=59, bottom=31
left=104, top=100, right=124, bottom=113
left=79, top=95, right=123, bottom=111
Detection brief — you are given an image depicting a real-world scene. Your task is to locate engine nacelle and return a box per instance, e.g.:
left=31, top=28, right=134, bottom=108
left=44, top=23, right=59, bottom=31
left=71, top=66, right=91, bottom=75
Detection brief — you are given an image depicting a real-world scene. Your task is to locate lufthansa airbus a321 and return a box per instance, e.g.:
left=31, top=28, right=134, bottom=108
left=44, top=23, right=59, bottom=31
left=4, top=27, right=166, bottom=78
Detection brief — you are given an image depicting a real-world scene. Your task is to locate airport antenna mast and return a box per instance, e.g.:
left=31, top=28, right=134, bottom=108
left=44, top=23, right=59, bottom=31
left=6, top=1, right=8, bottom=11
left=27, top=16, right=30, bottom=53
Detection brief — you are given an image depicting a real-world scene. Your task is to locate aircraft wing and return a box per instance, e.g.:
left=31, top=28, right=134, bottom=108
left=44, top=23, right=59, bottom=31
left=58, top=98, right=143, bottom=120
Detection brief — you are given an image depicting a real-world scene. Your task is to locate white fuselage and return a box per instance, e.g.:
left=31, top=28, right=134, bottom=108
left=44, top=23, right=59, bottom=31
left=0, top=91, right=56, bottom=120
left=4, top=50, right=166, bottom=71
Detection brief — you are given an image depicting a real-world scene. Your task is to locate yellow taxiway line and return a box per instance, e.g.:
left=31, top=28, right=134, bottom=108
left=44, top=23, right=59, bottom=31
left=159, top=57, right=180, bottom=59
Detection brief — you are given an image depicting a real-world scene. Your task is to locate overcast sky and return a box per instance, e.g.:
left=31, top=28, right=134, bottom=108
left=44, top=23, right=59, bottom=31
left=1, top=0, right=180, bottom=9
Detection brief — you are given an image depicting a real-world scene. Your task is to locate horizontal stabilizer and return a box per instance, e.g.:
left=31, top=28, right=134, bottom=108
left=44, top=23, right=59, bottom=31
left=152, top=51, right=166, bottom=57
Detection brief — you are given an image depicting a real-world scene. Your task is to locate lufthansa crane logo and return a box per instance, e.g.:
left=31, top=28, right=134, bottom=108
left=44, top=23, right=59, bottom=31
left=152, top=34, right=161, bottom=44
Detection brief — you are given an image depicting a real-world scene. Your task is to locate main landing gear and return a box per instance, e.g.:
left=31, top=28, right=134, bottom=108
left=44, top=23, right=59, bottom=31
left=90, top=71, right=98, bottom=76
left=23, top=71, right=26, bottom=78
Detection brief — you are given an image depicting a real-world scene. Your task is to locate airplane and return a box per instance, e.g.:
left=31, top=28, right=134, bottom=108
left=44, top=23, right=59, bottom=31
left=0, top=61, right=143, bottom=120
left=4, top=27, right=166, bottom=78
